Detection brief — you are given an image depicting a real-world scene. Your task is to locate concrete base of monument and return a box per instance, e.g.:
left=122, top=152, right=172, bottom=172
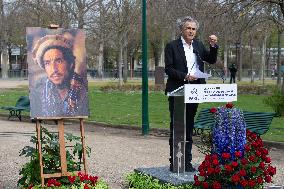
left=134, top=165, right=199, bottom=186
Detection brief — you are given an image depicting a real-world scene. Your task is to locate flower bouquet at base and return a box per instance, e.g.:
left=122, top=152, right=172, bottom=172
left=194, top=103, right=276, bottom=189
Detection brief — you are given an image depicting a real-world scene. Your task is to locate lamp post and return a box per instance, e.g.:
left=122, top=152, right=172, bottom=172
left=142, top=0, right=149, bottom=135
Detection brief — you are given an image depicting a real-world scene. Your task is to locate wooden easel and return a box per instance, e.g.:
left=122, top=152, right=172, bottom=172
left=35, top=117, right=88, bottom=186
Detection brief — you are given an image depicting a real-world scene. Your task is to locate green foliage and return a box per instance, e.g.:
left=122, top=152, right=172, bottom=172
left=18, top=127, right=91, bottom=188
left=263, top=88, right=284, bottom=116
left=126, top=172, right=194, bottom=189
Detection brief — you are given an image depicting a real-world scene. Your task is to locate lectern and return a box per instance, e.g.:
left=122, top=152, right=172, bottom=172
left=167, top=86, right=187, bottom=174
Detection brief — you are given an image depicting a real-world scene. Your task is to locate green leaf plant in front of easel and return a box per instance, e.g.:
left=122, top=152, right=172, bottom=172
left=18, top=127, right=91, bottom=188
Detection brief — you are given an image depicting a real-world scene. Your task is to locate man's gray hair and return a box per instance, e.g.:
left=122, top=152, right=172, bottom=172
left=177, top=16, right=199, bottom=31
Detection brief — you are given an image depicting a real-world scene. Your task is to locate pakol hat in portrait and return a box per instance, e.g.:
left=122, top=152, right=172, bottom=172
left=32, top=34, right=73, bottom=69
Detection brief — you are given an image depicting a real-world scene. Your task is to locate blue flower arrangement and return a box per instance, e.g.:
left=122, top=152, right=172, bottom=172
left=210, top=103, right=247, bottom=160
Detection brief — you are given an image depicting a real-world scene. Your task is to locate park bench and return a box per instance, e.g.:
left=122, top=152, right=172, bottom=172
left=0, top=96, right=30, bottom=121
left=194, top=108, right=276, bottom=135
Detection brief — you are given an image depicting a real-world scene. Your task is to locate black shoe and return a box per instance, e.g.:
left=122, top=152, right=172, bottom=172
left=185, top=163, right=196, bottom=172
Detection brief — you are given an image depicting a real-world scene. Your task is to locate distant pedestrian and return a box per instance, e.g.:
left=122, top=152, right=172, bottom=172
left=229, top=63, right=237, bottom=84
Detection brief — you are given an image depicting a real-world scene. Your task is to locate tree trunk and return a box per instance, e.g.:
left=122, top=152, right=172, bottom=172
left=97, top=42, right=104, bottom=78
left=118, top=40, right=123, bottom=86
left=1, top=46, right=9, bottom=78
left=123, top=46, right=128, bottom=83
left=238, top=36, right=243, bottom=81
left=277, top=28, right=282, bottom=87
left=261, top=34, right=267, bottom=85
left=160, top=38, right=165, bottom=67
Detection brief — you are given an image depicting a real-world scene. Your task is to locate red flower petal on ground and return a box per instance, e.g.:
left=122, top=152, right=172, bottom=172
left=225, top=102, right=234, bottom=108
left=210, top=107, right=217, bottom=113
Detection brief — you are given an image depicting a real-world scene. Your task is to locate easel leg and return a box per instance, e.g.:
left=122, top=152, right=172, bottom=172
left=58, top=119, right=68, bottom=175
left=80, top=118, right=88, bottom=174
left=36, top=120, right=44, bottom=187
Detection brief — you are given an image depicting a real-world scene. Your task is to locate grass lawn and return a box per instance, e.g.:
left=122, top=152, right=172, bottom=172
left=0, top=81, right=283, bottom=142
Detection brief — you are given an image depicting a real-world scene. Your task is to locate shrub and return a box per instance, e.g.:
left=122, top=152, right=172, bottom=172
left=18, top=127, right=91, bottom=188
left=263, top=87, right=284, bottom=116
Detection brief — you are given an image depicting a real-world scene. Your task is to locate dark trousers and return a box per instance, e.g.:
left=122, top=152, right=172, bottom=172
left=168, top=97, right=198, bottom=168
left=230, top=74, right=236, bottom=83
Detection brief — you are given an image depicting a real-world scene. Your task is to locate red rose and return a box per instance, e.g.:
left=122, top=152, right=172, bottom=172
left=212, top=181, right=221, bottom=189
left=265, top=157, right=271, bottom=163
left=202, top=182, right=209, bottom=189
left=205, top=154, right=211, bottom=161
left=251, top=133, right=257, bottom=139
left=225, top=164, right=233, bottom=172
left=259, top=162, right=265, bottom=169
left=239, top=169, right=246, bottom=176
left=89, top=175, right=99, bottom=185
left=251, top=166, right=257, bottom=173
left=256, top=150, right=262, bottom=156
left=265, top=175, right=272, bottom=183
left=231, top=161, right=238, bottom=167
left=240, top=179, right=248, bottom=187
left=210, top=107, right=217, bottom=113
left=257, top=176, right=263, bottom=184
left=199, top=170, right=206, bottom=176
left=244, top=144, right=251, bottom=152
left=268, top=166, right=277, bottom=176
left=231, top=174, right=240, bottom=183
left=84, top=184, right=90, bottom=189
left=68, top=175, right=76, bottom=184
left=215, top=167, right=221, bottom=174
left=248, top=179, right=256, bottom=187
left=194, top=180, right=201, bottom=186
left=241, top=158, right=248, bottom=165
left=211, top=154, right=218, bottom=160
left=225, top=102, right=234, bottom=108
left=194, top=175, right=199, bottom=181
left=249, top=155, right=255, bottom=162
left=261, top=148, right=268, bottom=155
left=213, top=159, right=219, bottom=166
left=234, top=151, right=242, bottom=158
left=222, top=152, right=231, bottom=159
left=207, top=167, right=215, bottom=175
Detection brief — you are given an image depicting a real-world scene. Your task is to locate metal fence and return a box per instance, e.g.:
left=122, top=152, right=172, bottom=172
left=0, top=68, right=280, bottom=81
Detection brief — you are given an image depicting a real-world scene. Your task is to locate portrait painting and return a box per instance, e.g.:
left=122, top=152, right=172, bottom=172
left=27, top=27, right=89, bottom=118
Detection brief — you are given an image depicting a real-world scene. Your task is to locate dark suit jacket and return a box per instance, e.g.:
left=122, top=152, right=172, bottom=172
left=165, top=37, right=218, bottom=93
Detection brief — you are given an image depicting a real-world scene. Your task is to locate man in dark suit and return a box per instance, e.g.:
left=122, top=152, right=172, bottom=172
left=165, top=16, right=218, bottom=172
